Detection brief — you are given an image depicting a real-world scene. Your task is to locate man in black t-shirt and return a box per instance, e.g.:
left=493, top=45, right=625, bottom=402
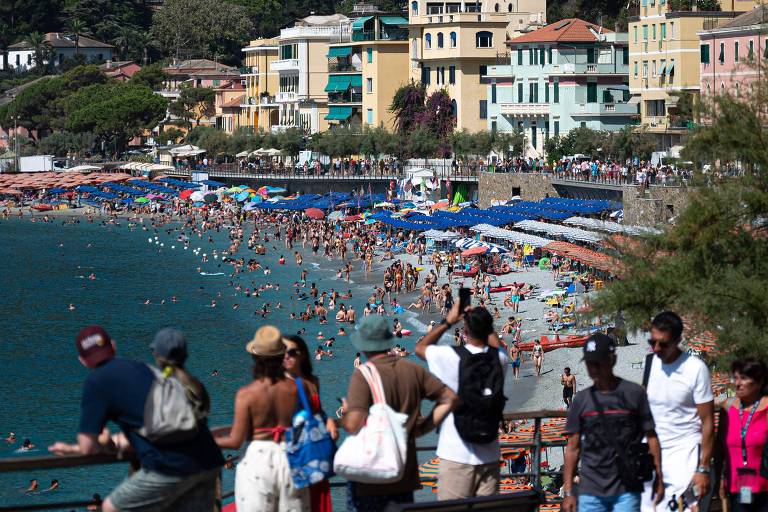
left=49, top=326, right=224, bottom=512
left=563, top=334, right=664, bottom=512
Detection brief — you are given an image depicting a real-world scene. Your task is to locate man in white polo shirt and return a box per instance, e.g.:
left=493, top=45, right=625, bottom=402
left=416, top=302, right=508, bottom=500
left=641, top=311, right=714, bottom=512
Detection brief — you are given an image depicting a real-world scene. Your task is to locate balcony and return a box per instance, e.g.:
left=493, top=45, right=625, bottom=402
left=276, top=91, right=298, bottom=102
left=550, top=62, right=627, bottom=76
left=271, top=59, right=300, bottom=72
left=499, top=103, right=550, bottom=116
left=352, top=28, right=409, bottom=41
left=572, top=102, right=638, bottom=116
left=239, top=66, right=258, bottom=75
left=279, top=25, right=350, bottom=41
left=328, top=92, right=363, bottom=104
left=328, top=61, right=362, bottom=73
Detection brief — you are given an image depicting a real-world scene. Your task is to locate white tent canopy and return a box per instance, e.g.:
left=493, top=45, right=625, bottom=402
left=119, top=162, right=175, bottom=171
left=422, top=229, right=461, bottom=241
left=235, top=150, right=251, bottom=158
left=454, top=237, right=490, bottom=250
left=65, top=164, right=102, bottom=172
left=514, top=220, right=604, bottom=243
left=563, top=216, right=662, bottom=236
left=470, top=223, right=552, bottom=248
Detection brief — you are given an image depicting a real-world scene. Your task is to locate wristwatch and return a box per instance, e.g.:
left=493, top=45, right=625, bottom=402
left=439, top=318, right=452, bottom=328
left=563, top=490, right=575, bottom=498
left=696, top=466, right=710, bottom=474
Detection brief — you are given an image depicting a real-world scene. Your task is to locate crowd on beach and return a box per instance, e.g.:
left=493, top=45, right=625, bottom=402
left=3, top=205, right=767, bottom=512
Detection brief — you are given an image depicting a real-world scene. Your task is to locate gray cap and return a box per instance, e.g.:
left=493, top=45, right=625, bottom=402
left=351, top=316, right=394, bottom=352
left=150, top=327, right=188, bottom=365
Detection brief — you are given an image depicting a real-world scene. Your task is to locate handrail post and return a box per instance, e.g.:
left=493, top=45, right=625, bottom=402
left=532, top=416, right=542, bottom=492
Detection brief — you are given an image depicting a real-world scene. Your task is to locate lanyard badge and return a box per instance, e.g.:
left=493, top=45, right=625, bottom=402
left=737, top=401, right=760, bottom=504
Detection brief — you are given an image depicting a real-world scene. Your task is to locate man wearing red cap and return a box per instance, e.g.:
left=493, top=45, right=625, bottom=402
left=48, top=326, right=224, bottom=512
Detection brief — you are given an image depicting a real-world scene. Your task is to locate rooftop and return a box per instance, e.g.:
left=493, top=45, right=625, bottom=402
left=718, top=4, right=768, bottom=28
left=508, top=18, right=613, bottom=44
left=9, top=32, right=114, bottom=50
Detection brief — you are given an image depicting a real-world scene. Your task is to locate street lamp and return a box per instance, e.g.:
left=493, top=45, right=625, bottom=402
left=10, top=115, right=21, bottom=173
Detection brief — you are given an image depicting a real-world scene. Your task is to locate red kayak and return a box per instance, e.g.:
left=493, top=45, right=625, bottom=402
left=516, top=335, right=590, bottom=353
left=32, top=204, right=54, bottom=211
left=471, top=285, right=513, bottom=294
left=453, top=268, right=479, bottom=277
left=487, top=269, right=513, bottom=276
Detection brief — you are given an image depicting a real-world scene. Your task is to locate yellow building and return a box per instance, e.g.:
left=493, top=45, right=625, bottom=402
left=325, top=14, right=410, bottom=130
left=408, top=0, right=547, bottom=132
left=240, top=38, right=280, bottom=132
left=628, top=0, right=751, bottom=148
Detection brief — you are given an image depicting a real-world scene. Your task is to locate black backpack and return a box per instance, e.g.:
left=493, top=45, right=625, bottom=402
left=451, top=346, right=507, bottom=444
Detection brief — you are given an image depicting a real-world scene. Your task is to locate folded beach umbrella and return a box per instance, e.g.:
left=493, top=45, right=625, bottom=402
left=179, top=189, right=195, bottom=200
left=305, top=207, right=325, bottom=220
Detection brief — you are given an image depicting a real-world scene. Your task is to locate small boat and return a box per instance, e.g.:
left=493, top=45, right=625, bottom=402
left=453, top=268, right=479, bottom=277
left=471, top=285, right=513, bottom=294
left=32, top=204, right=54, bottom=211
left=516, top=334, right=590, bottom=353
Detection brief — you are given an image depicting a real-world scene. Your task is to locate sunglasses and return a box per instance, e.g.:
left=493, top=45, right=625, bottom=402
left=647, top=338, right=674, bottom=349
left=285, top=348, right=301, bottom=358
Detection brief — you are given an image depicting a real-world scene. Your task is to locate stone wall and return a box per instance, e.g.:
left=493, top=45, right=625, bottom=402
left=477, top=172, right=557, bottom=207
left=622, top=185, right=696, bottom=225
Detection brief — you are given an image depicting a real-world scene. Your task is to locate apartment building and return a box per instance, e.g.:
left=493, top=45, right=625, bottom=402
left=239, top=38, right=280, bottom=132
left=325, top=13, right=410, bottom=130
left=272, top=14, right=351, bottom=133
left=628, top=0, right=751, bottom=148
left=487, top=19, right=634, bottom=156
left=699, top=5, right=768, bottom=103
left=408, top=0, right=547, bottom=132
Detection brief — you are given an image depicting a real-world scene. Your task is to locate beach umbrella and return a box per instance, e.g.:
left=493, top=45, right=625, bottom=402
left=235, top=191, right=251, bottom=202
left=190, top=191, right=206, bottom=202
left=305, top=208, right=325, bottom=220
left=226, top=187, right=241, bottom=194
left=120, top=197, right=135, bottom=204
left=135, top=197, right=150, bottom=204
left=179, top=189, right=195, bottom=200
left=204, top=193, right=218, bottom=203
left=461, top=246, right=488, bottom=257
left=327, top=211, right=344, bottom=221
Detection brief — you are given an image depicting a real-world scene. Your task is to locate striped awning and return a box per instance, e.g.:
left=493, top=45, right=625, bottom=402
left=327, top=46, right=352, bottom=58
left=325, top=106, right=353, bottom=121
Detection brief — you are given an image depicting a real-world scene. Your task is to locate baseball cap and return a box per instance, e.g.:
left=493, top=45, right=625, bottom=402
left=582, top=333, right=616, bottom=363
left=76, top=326, right=114, bottom=367
left=150, top=327, right=188, bottom=365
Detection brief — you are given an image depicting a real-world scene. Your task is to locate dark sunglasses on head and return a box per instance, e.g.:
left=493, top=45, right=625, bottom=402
left=286, top=348, right=301, bottom=358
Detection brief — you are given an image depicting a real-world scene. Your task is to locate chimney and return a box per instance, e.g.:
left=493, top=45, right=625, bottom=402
left=106, top=59, right=113, bottom=68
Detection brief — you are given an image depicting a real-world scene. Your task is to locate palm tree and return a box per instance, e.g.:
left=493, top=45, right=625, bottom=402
left=112, top=27, right=133, bottom=59
left=132, top=32, right=159, bottom=66
left=25, top=32, right=51, bottom=71
left=67, top=19, right=88, bottom=57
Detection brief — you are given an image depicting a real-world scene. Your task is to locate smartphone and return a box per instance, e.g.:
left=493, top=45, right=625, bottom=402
left=458, top=287, right=471, bottom=312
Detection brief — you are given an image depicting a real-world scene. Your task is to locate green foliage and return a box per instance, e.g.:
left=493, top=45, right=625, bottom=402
left=543, top=127, right=606, bottom=160
left=358, top=125, right=396, bottom=158
left=310, top=129, right=360, bottom=158
left=604, top=126, right=656, bottom=161
left=277, top=128, right=304, bottom=157
left=159, top=127, right=186, bottom=145
left=130, top=63, right=166, bottom=90
left=408, top=126, right=439, bottom=158
left=171, top=87, right=216, bottom=127
left=151, top=0, right=254, bottom=62
left=35, top=130, right=97, bottom=156
left=389, top=82, right=427, bottom=135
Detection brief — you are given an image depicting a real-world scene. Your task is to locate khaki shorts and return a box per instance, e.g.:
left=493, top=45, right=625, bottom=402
left=108, top=467, right=219, bottom=512
left=438, top=458, right=500, bottom=501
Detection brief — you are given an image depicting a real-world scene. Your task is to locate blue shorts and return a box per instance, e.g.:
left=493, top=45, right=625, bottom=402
left=512, top=358, right=521, bottom=368
left=578, top=492, right=641, bottom=512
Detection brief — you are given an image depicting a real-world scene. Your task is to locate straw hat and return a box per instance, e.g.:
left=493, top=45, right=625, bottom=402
left=245, top=325, right=286, bottom=357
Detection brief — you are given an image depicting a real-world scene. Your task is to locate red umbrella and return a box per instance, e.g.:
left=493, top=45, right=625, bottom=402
left=179, top=189, right=194, bottom=200
left=461, top=246, right=488, bottom=257
left=305, top=208, right=325, bottom=220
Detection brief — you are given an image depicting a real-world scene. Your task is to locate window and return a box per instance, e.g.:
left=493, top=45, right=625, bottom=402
left=411, top=1, right=418, bottom=13
left=660, top=23, right=666, bottom=39
left=642, top=25, right=648, bottom=41
left=450, top=32, right=457, bottom=48
left=553, top=81, right=559, bottom=103
left=422, top=66, right=431, bottom=84
left=544, top=121, right=549, bottom=141
left=494, top=2, right=499, bottom=11
left=449, top=65, right=456, bottom=84
left=652, top=60, right=656, bottom=77
left=367, top=47, right=372, bottom=63
left=425, top=33, right=432, bottom=49
left=366, top=77, right=373, bottom=93
left=652, top=24, right=656, bottom=40
left=670, top=22, right=675, bottom=39
left=554, top=120, right=559, bottom=137
left=440, top=66, right=445, bottom=84
left=491, top=120, right=497, bottom=132
left=531, top=126, right=537, bottom=150
left=719, top=42, right=725, bottom=63
left=491, top=83, right=497, bottom=103
left=548, top=47, right=553, bottom=64
left=642, top=60, right=648, bottom=78
left=748, top=40, right=754, bottom=60
left=517, top=82, right=523, bottom=102
left=587, top=47, right=596, bottom=64
left=539, top=47, right=545, bottom=65
left=517, top=48, right=523, bottom=65
left=622, top=47, right=629, bottom=65
left=437, top=32, right=444, bottom=48
left=533, top=47, right=539, bottom=65
left=479, top=65, right=487, bottom=82
left=476, top=31, right=493, bottom=48
left=479, top=100, right=487, bottom=119
left=634, top=61, right=638, bottom=78
left=634, top=26, right=638, bottom=43
left=544, top=83, right=549, bottom=102
left=529, top=48, right=534, bottom=65
left=734, top=41, right=739, bottom=62
left=451, top=99, right=457, bottom=120
left=587, top=82, right=597, bottom=103
left=508, top=3, right=512, bottom=11
left=367, top=109, right=373, bottom=124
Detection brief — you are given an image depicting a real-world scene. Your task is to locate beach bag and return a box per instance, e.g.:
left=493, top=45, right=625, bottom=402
left=285, top=378, right=337, bottom=489
left=333, top=362, right=408, bottom=483
left=452, top=346, right=507, bottom=444
left=137, top=365, right=200, bottom=444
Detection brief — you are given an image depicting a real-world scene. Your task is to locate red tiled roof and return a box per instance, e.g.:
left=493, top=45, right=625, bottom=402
left=221, top=95, right=244, bottom=108
left=507, top=18, right=612, bottom=45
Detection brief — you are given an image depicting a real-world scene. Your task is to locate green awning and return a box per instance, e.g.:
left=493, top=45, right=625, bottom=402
left=325, top=75, right=352, bottom=92
left=352, top=16, right=373, bottom=29
left=350, top=74, right=362, bottom=88
left=325, top=106, right=353, bottom=121
left=327, top=46, right=352, bottom=58
left=658, top=63, right=666, bottom=75
left=667, top=62, right=675, bottom=74
left=380, top=16, right=408, bottom=25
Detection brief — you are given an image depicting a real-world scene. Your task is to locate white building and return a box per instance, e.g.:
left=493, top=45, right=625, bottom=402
left=2, top=33, right=114, bottom=72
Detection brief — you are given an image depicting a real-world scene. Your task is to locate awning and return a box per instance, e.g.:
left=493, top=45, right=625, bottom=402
left=325, top=75, right=352, bottom=92
left=380, top=16, right=408, bottom=25
left=627, top=95, right=641, bottom=105
left=327, top=46, right=352, bottom=58
left=667, top=62, right=675, bottom=74
left=325, top=106, right=353, bottom=121
left=349, top=74, right=362, bottom=88
left=658, top=63, right=666, bottom=75
left=352, top=16, right=373, bottom=29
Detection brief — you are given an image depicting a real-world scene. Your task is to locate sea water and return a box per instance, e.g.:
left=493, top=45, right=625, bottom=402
left=0, top=217, right=438, bottom=508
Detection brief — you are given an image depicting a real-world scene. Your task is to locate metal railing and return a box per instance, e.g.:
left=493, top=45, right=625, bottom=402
left=164, top=164, right=480, bottom=181
left=0, top=411, right=566, bottom=512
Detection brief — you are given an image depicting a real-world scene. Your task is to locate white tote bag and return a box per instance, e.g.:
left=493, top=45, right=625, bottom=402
left=333, top=362, right=409, bottom=483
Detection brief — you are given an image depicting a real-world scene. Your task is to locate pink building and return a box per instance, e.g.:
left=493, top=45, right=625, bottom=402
left=699, top=6, right=768, bottom=101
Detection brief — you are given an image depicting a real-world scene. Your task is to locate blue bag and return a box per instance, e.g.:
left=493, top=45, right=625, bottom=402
left=285, top=378, right=336, bottom=489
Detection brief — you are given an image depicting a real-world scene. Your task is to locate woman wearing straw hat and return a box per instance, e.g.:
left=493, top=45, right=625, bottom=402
left=215, top=325, right=311, bottom=512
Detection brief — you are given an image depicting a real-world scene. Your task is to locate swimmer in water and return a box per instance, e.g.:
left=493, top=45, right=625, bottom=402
left=211, top=369, right=220, bottom=376
left=26, top=479, right=39, bottom=493
left=88, top=273, right=96, bottom=280
left=44, top=479, right=59, bottom=492
left=338, top=327, right=347, bottom=336
left=6, top=432, right=16, bottom=443
left=21, top=438, right=34, bottom=451
left=143, top=299, right=151, bottom=305
left=68, top=304, right=76, bottom=311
